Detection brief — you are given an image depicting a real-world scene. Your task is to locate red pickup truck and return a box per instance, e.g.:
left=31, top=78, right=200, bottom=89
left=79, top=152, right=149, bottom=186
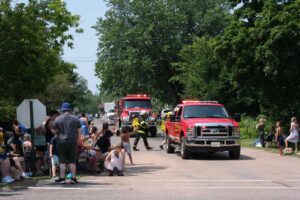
left=165, top=100, right=241, bottom=159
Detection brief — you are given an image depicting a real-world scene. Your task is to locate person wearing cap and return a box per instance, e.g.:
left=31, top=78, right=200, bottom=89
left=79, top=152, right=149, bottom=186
left=133, top=110, right=153, bottom=151
left=52, top=102, right=81, bottom=184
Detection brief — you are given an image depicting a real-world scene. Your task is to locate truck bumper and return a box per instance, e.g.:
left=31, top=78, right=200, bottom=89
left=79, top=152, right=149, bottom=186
left=185, top=138, right=240, bottom=153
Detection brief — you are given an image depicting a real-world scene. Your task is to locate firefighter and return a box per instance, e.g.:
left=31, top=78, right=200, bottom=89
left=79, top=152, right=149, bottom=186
left=133, top=110, right=153, bottom=151
left=159, top=111, right=172, bottom=150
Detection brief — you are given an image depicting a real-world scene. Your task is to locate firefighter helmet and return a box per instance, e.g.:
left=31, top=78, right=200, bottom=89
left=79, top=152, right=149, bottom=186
left=140, top=110, right=147, bottom=116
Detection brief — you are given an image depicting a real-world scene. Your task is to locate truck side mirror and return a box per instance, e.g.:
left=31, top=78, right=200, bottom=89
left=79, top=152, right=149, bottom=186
left=232, top=113, right=241, bottom=122
left=170, top=116, right=181, bottom=122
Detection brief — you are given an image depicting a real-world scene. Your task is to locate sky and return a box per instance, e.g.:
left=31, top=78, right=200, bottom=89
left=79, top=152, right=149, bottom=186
left=63, top=0, right=108, bottom=94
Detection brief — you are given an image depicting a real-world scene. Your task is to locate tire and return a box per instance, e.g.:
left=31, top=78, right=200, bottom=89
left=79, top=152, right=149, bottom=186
left=229, top=147, right=241, bottom=159
left=166, top=136, right=175, bottom=153
left=180, top=137, right=190, bottom=159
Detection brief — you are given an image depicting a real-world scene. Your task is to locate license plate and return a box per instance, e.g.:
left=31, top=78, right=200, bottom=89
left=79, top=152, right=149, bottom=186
left=211, top=142, right=221, bottom=147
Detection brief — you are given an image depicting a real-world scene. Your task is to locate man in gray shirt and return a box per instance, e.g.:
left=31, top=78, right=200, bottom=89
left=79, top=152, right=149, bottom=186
left=52, top=102, right=81, bottom=184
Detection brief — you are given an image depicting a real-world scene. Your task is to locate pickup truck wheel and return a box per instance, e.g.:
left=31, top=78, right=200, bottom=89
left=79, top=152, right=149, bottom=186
left=229, top=148, right=241, bottom=159
left=166, top=136, right=175, bottom=153
left=180, top=137, right=190, bottom=159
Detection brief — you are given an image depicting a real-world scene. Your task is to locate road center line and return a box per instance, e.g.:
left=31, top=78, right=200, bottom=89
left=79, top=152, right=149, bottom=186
left=28, top=187, right=114, bottom=190
left=147, top=179, right=300, bottom=182
left=183, top=187, right=300, bottom=190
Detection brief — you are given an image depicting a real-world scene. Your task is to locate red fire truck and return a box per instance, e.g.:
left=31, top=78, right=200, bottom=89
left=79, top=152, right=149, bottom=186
left=114, top=94, right=157, bottom=137
left=165, top=100, right=241, bottom=159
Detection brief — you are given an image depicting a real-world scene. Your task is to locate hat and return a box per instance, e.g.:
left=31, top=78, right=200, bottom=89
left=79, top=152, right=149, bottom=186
left=60, top=102, right=72, bottom=112
left=140, top=110, right=147, bottom=116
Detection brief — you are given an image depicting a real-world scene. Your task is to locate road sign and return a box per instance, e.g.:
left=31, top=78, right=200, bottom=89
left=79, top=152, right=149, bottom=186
left=17, top=99, right=46, bottom=128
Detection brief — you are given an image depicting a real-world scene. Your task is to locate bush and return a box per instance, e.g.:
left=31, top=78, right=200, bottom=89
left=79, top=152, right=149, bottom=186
left=239, top=116, right=257, bottom=139
left=240, top=115, right=276, bottom=139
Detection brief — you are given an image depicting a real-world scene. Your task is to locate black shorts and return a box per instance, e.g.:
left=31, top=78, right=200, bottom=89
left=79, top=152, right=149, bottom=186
left=36, top=145, right=46, bottom=152
left=58, top=141, right=77, bottom=164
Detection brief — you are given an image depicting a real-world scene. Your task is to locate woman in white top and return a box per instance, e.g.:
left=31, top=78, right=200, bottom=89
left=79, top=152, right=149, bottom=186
left=285, top=117, right=299, bottom=152
left=105, top=144, right=125, bottom=176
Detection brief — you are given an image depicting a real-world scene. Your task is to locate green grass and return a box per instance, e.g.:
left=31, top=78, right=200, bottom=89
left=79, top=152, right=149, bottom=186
left=241, top=138, right=300, bottom=158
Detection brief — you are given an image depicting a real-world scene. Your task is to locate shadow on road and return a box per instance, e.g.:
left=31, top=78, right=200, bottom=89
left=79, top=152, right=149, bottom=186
left=179, top=152, right=255, bottom=161
left=124, top=164, right=166, bottom=176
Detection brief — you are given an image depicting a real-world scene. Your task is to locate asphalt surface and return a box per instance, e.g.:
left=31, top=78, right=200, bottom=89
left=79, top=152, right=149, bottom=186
left=1, top=118, right=300, bottom=200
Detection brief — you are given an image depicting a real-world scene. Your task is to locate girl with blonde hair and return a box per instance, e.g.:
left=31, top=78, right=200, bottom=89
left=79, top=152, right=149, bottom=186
left=285, top=117, right=299, bottom=153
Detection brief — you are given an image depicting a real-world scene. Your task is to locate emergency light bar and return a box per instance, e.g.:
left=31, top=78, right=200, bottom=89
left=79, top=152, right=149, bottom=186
left=182, top=100, right=218, bottom=104
left=127, top=94, right=148, bottom=97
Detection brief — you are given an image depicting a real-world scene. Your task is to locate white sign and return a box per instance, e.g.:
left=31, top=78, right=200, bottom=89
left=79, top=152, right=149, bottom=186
left=17, top=99, right=46, bottom=128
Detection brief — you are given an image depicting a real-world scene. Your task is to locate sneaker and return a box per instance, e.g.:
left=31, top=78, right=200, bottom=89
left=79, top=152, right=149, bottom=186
left=159, top=145, right=164, bottom=150
left=21, top=172, right=29, bottom=179
left=51, top=176, right=59, bottom=182
left=70, top=178, right=78, bottom=184
left=2, top=176, right=15, bottom=184
left=117, top=173, right=124, bottom=176
left=55, top=178, right=66, bottom=184
left=26, top=172, right=33, bottom=177
left=108, top=172, right=113, bottom=176
left=133, top=147, right=139, bottom=151
left=66, top=173, right=72, bottom=179
left=146, top=146, right=153, bottom=150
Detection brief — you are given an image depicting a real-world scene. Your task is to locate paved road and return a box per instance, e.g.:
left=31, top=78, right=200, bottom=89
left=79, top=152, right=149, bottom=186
left=1, top=119, right=300, bottom=200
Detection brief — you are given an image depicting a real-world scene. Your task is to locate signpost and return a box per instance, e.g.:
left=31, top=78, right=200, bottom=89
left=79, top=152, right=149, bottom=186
left=17, top=99, right=46, bottom=172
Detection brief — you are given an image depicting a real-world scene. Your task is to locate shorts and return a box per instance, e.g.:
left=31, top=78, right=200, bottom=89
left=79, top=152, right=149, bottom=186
left=0, top=153, right=8, bottom=160
left=36, top=145, right=46, bottom=152
left=58, top=141, right=77, bottom=164
left=277, top=135, right=285, bottom=148
left=51, top=155, right=59, bottom=166
left=123, top=142, right=131, bottom=155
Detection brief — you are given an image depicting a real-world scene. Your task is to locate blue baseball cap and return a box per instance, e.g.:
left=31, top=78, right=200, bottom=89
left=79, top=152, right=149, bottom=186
left=60, top=102, right=72, bottom=112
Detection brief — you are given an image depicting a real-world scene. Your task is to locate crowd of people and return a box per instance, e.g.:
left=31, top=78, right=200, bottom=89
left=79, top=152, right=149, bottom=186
left=0, top=102, right=144, bottom=184
left=1, top=100, right=299, bottom=184
left=255, top=117, right=299, bottom=156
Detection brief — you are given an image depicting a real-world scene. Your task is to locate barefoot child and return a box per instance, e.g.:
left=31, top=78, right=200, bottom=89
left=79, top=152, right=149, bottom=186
left=275, top=121, right=284, bottom=156
left=121, top=126, right=134, bottom=165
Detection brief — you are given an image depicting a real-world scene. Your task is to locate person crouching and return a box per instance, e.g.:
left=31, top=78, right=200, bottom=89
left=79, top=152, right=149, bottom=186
left=104, top=143, right=125, bottom=176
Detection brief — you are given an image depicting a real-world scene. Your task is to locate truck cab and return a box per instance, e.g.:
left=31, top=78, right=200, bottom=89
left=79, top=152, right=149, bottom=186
left=114, top=94, right=157, bottom=137
left=165, top=100, right=241, bottom=159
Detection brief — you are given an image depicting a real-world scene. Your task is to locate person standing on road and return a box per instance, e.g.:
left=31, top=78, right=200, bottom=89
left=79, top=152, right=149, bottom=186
left=256, top=118, right=265, bottom=148
left=285, top=117, right=299, bottom=153
left=133, top=110, right=153, bottom=151
left=275, top=121, right=285, bottom=156
left=121, top=126, right=134, bottom=165
left=45, top=110, right=60, bottom=148
left=79, top=113, right=89, bottom=139
left=52, top=102, right=81, bottom=184
left=159, top=111, right=172, bottom=150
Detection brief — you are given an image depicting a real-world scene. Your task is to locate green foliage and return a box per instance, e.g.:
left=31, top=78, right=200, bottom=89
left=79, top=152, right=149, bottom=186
left=239, top=116, right=261, bottom=139
left=0, top=0, right=81, bottom=103
left=94, top=0, right=231, bottom=105
left=216, top=0, right=300, bottom=117
left=0, top=98, right=16, bottom=121
left=0, top=0, right=86, bottom=119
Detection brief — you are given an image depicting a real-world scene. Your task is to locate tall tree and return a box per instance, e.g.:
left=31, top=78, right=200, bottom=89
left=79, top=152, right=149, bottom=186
left=94, top=0, right=231, bottom=105
left=216, top=0, right=300, bottom=118
left=0, top=0, right=82, bottom=103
